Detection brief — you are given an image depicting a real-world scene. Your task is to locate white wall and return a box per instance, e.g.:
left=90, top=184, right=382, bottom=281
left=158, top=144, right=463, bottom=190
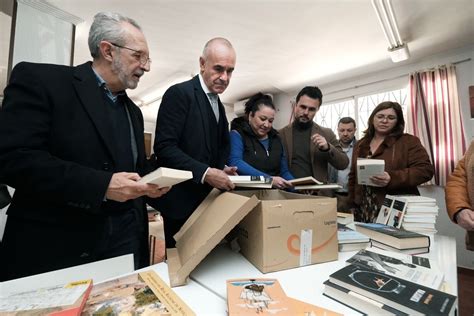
left=271, top=45, right=474, bottom=268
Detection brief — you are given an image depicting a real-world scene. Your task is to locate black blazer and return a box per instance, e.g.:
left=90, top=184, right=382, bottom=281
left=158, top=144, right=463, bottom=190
left=0, top=62, right=150, bottom=277
left=149, top=75, right=230, bottom=219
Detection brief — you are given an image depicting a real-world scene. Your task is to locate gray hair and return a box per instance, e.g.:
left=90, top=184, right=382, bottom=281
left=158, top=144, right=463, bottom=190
left=88, top=12, right=142, bottom=59
left=201, top=37, right=234, bottom=60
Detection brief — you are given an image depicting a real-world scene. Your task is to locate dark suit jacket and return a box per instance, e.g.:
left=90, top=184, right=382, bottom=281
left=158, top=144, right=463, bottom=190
left=149, top=75, right=230, bottom=220
left=0, top=62, right=150, bottom=279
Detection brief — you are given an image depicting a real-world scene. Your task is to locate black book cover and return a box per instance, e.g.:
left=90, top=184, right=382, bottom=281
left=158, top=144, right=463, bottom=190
left=329, top=264, right=457, bottom=315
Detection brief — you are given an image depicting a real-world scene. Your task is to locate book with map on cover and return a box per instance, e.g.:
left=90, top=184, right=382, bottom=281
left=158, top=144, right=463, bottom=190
left=346, top=248, right=444, bottom=289
left=226, top=278, right=295, bottom=315
left=228, top=175, right=273, bottom=188
left=328, top=264, right=457, bottom=315
left=138, top=167, right=193, bottom=187
left=82, top=270, right=194, bottom=316
left=0, top=279, right=93, bottom=316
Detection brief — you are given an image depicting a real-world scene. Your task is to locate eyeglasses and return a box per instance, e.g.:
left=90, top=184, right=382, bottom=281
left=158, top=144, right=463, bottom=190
left=109, top=42, right=151, bottom=66
left=375, top=114, right=397, bottom=121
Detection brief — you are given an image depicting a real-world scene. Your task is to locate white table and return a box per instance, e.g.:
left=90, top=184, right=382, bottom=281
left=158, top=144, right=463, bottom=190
left=190, top=234, right=458, bottom=315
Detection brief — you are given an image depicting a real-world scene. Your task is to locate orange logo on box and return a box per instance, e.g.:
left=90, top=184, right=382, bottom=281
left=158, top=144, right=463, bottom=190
left=287, top=231, right=337, bottom=255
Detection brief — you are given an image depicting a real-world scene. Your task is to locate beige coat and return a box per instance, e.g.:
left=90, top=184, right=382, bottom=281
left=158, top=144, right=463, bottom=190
left=445, top=141, right=474, bottom=250
left=279, top=122, right=349, bottom=183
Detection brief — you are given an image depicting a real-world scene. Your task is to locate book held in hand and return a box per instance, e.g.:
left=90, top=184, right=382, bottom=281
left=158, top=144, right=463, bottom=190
left=228, top=175, right=273, bottom=188
left=355, top=223, right=430, bottom=251
left=289, top=176, right=342, bottom=190
left=328, top=264, right=457, bottom=315
left=138, top=167, right=193, bottom=187
left=357, top=158, right=385, bottom=186
left=0, top=279, right=93, bottom=315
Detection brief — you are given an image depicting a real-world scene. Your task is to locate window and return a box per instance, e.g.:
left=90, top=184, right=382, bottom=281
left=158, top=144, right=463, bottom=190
left=315, top=87, right=408, bottom=139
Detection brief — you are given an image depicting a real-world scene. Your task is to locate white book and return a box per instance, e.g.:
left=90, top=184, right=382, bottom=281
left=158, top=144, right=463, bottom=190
left=228, top=175, right=272, bottom=188
left=346, top=248, right=444, bottom=289
left=356, top=159, right=385, bottom=186
left=138, top=167, right=193, bottom=187
left=376, top=194, right=395, bottom=225
left=288, top=176, right=323, bottom=186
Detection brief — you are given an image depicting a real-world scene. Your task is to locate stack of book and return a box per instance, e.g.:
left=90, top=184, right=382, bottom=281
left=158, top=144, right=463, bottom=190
left=337, top=223, right=370, bottom=252
left=376, top=195, right=438, bottom=236
left=226, top=278, right=341, bottom=315
left=355, top=223, right=430, bottom=254
left=399, top=196, right=438, bottom=236
left=323, top=250, right=456, bottom=315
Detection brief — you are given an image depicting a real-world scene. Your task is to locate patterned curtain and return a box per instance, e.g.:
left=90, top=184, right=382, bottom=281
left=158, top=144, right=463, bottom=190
left=406, top=64, right=467, bottom=186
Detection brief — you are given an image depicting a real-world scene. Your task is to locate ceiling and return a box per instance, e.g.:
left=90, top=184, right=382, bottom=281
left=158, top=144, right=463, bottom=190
left=4, top=0, right=474, bottom=116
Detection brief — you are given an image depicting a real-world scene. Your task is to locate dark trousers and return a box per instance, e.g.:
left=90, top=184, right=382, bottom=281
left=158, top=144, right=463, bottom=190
left=161, top=215, right=187, bottom=248
left=0, top=210, right=142, bottom=281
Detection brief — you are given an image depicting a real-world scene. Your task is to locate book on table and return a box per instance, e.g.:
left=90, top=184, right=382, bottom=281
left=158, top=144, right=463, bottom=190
left=82, top=270, right=194, bottom=315
left=226, top=278, right=296, bottom=315
left=327, top=264, right=457, bottom=315
left=337, top=212, right=354, bottom=225
left=355, top=222, right=430, bottom=250
left=228, top=175, right=273, bottom=188
left=287, top=176, right=342, bottom=190
left=386, top=196, right=408, bottom=228
left=376, top=194, right=396, bottom=225
left=345, top=248, right=444, bottom=289
left=356, top=158, right=385, bottom=186
left=138, top=167, right=193, bottom=187
left=337, top=223, right=370, bottom=252
left=323, top=280, right=407, bottom=316
left=0, top=279, right=93, bottom=316
left=370, top=240, right=430, bottom=255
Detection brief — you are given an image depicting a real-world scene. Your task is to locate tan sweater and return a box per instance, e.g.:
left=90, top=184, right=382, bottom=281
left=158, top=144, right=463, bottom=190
left=445, top=141, right=474, bottom=250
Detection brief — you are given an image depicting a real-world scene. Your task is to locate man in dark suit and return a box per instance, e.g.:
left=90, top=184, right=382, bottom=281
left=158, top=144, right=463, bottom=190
left=0, top=12, right=169, bottom=281
left=149, top=38, right=237, bottom=247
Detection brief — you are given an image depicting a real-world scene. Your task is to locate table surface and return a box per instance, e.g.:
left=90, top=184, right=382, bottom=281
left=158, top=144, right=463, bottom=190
left=189, top=234, right=457, bottom=315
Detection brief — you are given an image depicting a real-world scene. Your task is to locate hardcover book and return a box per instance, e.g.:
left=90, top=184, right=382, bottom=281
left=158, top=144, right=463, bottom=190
left=356, top=158, right=385, bottom=186
left=355, top=223, right=430, bottom=250
left=0, top=279, right=92, bottom=316
left=226, top=278, right=295, bottom=315
left=337, top=223, right=370, bottom=252
left=346, top=248, right=444, bottom=289
left=228, top=175, right=273, bottom=188
left=138, top=167, right=193, bottom=187
left=370, top=240, right=430, bottom=255
left=82, top=270, right=194, bottom=315
left=323, top=280, right=407, bottom=316
left=328, top=264, right=457, bottom=315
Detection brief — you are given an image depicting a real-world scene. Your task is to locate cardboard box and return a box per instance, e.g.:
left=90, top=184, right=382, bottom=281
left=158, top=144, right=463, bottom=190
left=167, top=189, right=337, bottom=286
left=236, top=190, right=338, bottom=273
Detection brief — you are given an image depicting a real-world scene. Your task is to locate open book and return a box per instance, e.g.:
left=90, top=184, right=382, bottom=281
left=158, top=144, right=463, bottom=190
left=138, top=167, right=193, bottom=187
left=289, top=176, right=341, bottom=190
left=228, top=175, right=272, bottom=188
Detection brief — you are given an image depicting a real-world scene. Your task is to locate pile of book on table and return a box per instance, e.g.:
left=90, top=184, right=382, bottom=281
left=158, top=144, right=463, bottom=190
left=376, top=195, right=438, bottom=237
left=337, top=212, right=370, bottom=252
left=355, top=222, right=431, bottom=255
left=323, top=248, right=457, bottom=315
left=226, top=278, right=341, bottom=315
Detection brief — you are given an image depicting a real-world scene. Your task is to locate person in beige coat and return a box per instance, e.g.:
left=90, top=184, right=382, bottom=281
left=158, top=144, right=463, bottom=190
left=445, top=141, right=474, bottom=250
left=279, top=86, right=349, bottom=190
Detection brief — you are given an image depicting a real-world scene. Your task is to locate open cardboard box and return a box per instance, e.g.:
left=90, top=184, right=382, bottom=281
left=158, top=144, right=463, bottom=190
left=166, top=189, right=337, bottom=287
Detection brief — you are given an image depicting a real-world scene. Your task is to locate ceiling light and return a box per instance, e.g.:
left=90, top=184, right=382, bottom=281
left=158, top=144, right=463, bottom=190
left=371, top=0, right=410, bottom=62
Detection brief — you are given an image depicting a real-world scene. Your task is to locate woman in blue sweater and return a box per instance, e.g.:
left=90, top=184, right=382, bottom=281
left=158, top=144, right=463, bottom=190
left=229, top=93, right=294, bottom=189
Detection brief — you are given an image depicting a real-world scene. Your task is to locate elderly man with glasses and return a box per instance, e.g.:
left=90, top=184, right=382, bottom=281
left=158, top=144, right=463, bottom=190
left=0, top=12, right=169, bottom=281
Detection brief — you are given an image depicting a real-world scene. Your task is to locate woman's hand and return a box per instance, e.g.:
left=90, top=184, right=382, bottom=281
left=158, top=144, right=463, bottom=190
left=271, top=176, right=293, bottom=189
left=370, top=171, right=391, bottom=187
